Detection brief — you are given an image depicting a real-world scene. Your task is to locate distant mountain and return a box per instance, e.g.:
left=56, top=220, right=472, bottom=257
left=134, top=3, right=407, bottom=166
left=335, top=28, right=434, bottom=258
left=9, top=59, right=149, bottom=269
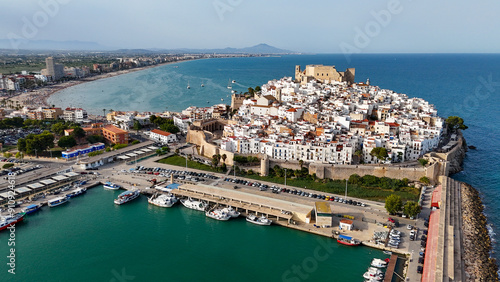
left=0, top=40, right=296, bottom=54
left=151, top=44, right=296, bottom=54
left=0, top=39, right=113, bottom=51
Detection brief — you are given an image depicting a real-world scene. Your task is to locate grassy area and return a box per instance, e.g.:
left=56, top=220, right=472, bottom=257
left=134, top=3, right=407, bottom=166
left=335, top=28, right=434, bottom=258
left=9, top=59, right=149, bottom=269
left=157, top=155, right=224, bottom=173
left=239, top=174, right=419, bottom=202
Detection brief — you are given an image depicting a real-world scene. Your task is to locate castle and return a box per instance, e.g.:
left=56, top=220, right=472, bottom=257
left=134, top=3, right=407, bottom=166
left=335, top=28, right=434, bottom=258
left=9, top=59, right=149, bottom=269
left=295, top=64, right=355, bottom=85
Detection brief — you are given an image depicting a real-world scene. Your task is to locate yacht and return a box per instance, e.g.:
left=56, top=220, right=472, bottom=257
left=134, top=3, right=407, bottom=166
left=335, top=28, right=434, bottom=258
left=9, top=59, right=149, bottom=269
left=103, top=182, right=121, bottom=190
left=23, top=204, right=42, bottom=215
left=48, top=196, right=69, bottom=207
left=246, top=214, right=272, bottom=225
left=363, top=267, right=384, bottom=280
left=371, top=258, right=388, bottom=268
left=221, top=206, right=240, bottom=217
left=148, top=193, right=178, bottom=208
left=205, top=208, right=231, bottom=221
left=0, top=213, right=25, bottom=232
left=67, top=187, right=87, bottom=198
left=180, top=198, right=207, bottom=211
left=114, top=190, right=140, bottom=205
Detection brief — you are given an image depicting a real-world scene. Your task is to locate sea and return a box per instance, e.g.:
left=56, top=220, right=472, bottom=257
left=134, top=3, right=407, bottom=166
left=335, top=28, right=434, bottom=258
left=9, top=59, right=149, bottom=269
left=4, top=54, right=499, bottom=281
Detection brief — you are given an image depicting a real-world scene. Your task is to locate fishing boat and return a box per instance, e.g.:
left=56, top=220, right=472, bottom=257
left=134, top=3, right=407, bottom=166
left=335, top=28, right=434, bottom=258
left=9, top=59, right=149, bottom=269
left=114, top=190, right=140, bottom=205
left=337, top=234, right=361, bottom=246
left=371, top=258, right=388, bottom=268
left=67, top=187, right=87, bottom=198
left=0, top=213, right=25, bottom=231
left=22, top=204, right=42, bottom=215
left=48, top=196, right=69, bottom=207
left=180, top=198, right=207, bottom=211
left=246, top=214, right=272, bottom=225
left=205, top=208, right=231, bottom=221
left=221, top=206, right=240, bottom=217
left=103, top=182, right=121, bottom=190
left=148, top=193, right=178, bottom=208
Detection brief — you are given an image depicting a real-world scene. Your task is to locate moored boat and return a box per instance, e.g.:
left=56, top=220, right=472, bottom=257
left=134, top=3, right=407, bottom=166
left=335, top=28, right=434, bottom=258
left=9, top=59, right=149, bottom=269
left=371, top=258, right=388, bottom=268
left=114, top=190, right=140, bottom=205
left=0, top=213, right=26, bottom=231
left=148, top=193, right=178, bottom=208
left=246, top=213, right=272, bottom=225
left=103, top=182, right=121, bottom=190
left=48, top=196, right=69, bottom=207
left=67, top=187, right=87, bottom=198
left=23, top=204, right=42, bottom=215
left=221, top=206, right=240, bottom=218
left=205, top=208, right=231, bottom=221
left=337, top=234, right=361, bottom=246
left=180, top=198, right=207, bottom=211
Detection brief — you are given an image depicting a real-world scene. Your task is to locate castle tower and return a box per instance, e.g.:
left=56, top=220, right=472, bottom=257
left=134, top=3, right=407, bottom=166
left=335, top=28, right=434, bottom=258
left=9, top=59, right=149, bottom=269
left=295, top=65, right=301, bottom=81
left=366, top=78, right=370, bottom=85
left=231, top=93, right=245, bottom=111
left=260, top=154, right=269, bottom=176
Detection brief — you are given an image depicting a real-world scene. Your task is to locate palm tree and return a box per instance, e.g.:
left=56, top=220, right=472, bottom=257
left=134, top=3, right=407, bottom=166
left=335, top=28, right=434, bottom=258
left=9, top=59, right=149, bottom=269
left=221, top=154, right=227, bottom=164
left=299, top=159, right=304, bottom=169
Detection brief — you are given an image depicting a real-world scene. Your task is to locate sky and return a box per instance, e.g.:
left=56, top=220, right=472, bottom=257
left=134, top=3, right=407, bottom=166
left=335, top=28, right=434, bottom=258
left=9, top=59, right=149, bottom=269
left=1, top=0, right=499, bottom=53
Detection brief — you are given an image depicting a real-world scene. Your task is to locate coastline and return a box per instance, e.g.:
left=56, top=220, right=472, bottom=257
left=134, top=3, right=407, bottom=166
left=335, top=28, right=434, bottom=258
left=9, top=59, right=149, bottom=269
left=461, top=182, right=500, bottom=281
left=8, top=59, right=197, bottom=110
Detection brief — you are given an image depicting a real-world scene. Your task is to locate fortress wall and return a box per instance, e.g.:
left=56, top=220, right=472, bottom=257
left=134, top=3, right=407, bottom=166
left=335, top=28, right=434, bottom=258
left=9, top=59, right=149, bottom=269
left=308, top=164, right=428, bottom=182
left=186, top=130, right=234, bottom=166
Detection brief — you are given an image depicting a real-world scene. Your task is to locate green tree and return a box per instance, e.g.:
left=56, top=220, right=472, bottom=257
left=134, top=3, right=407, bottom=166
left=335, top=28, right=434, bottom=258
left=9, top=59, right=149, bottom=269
left=254, top=86, right=261, bottom=92
left=419, top=176, right=430, bottom=185
left=86, top=135, right=105, bottom=144
left=71, top=126, right=86, bottom=139
left=51, top=122, right=68, bottom=136
left=404, top=201, right=421, bottom=218
left=370, top=147, right=388, bottom=161
left=221, top=154, right=227, bottom=164
left=299, top=159, right=304, bottom=168
left=445, top=116, right=468, bottom=132
left=354, top=150, right=363, bottom=160
left=3, top=152, right=12, bottom=158
left=211, top=154, right=220, bottom=167
left=3, top=163, right=14, bottom=169
left=17, top=138, right=26, bottom=152
left=247, top=87, right=254, bottom=96
left=132, top=119, right=142, bottom=132
left=131, top=140, right=140, bottom=145
left=348, top=174, right=362, bottom=185
left=418, top=159, right=429, bottom=167
left=385, top=194, right=403, bottom=215
left=15, top=152, right=21, bottom=159
left=58, top=136, right=77, bottom=149
left=160, top=123, right=180, bottom=134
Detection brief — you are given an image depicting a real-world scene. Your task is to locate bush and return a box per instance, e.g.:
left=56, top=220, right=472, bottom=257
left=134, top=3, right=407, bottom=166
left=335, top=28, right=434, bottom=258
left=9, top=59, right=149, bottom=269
left=113, top=143, right=128, bottom=150
left=418, top=159, right=429, bottom=167
left=2, top=163, right=14, bottom=169
left=88, top=150, right=103, bottom=157
left=419, top=176, right=430, bottom=185
left=131, top=140, right=140, bottom=145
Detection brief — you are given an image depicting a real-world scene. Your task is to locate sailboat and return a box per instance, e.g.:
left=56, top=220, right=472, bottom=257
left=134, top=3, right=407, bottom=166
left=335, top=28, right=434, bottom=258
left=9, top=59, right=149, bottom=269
left=201, top=80, right=204, bottom=87
left=187, top=81, right=190, bottom=89
left=227, top=80, right=232, bottom=89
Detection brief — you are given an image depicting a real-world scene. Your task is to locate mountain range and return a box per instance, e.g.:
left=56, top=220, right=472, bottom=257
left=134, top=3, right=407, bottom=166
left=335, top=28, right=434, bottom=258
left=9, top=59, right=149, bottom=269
left=0, top=39, right=296, bottom=54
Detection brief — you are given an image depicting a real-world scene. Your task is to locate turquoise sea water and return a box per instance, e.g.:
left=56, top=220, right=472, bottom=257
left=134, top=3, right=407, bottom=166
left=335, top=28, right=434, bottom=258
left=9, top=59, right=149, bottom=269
left=18, top=54, right=500, bottom=280
left=0, top=186, right=384, bottom=281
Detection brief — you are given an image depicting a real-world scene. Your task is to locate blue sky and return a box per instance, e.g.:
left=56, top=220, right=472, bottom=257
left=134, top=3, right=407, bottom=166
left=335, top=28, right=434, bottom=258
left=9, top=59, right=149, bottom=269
left=1, top=0, right=499, bottom=53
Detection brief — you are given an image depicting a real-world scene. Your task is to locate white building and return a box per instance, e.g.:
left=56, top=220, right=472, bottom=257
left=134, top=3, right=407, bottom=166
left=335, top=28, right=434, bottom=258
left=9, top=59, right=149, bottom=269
left=149, top=129, right=177, bottom=144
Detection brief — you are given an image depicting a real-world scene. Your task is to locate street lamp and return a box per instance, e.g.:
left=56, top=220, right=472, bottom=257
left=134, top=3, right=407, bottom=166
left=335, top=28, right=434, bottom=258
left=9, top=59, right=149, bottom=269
left=284, top=168, right=287, bottom=188
left=345, top=179, right=348, bottom=201
left=34, top=149, right=37, bottom=158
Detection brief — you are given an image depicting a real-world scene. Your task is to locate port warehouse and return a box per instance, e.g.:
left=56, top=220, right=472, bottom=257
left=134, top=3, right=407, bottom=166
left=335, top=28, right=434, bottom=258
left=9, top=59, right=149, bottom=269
left=0, top=171, right=81, bottom=205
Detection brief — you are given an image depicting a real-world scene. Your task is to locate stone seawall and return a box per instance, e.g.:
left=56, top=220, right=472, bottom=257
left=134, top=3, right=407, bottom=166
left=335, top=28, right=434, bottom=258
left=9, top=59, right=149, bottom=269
left=435, top=131, right=467, bottom=175
left=461, top=182, right=499, bottom=281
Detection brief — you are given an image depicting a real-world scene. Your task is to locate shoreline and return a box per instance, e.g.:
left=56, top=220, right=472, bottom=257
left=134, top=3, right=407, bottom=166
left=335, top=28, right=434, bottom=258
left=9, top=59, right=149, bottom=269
left=8, top=59, right=198, bottom=110
left=460, top=182, right=500, bottom=281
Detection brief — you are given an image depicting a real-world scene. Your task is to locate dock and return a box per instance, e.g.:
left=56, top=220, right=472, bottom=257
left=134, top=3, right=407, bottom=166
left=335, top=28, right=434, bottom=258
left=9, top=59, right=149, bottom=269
left=384, top=254, right=399, bottom=282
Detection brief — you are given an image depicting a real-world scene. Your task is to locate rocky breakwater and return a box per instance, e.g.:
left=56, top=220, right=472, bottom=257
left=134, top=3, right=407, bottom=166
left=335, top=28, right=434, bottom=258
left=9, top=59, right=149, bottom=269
left=461, top=182, right=499, bottom=281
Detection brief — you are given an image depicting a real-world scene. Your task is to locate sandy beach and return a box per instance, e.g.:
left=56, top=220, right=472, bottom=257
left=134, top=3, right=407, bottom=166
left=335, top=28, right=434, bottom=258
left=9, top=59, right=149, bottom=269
left=7, top=60, right=191, bottom=109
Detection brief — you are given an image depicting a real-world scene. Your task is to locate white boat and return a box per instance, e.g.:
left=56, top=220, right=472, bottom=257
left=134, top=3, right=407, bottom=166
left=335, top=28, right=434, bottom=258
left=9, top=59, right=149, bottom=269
left=103, top=182, right=121, bottom=190
left=48, top=196, right=69, bottom=207
left=205, top=208, right=231, bottom=221
left=114, top=190, right=140, bottom=205
left=232, top=80, right=236, bottom=83
left=383, top=251, right=392, bottom=255
left=187, top=81, right=191, bottom=89
left=227, top=80, right=232, bottom=89
left=246, top=214, right=272, bottom=225
left=180, top=198, right=207, bottom=211
left=363, top=267, right=384, bottom=280
left=221, top=206, right=240, bottom=217
left=148, top=193, right=178, bottom=208
left=67, top=187, right=87, bottom=198
left=371, top=258, right=388, bottom=268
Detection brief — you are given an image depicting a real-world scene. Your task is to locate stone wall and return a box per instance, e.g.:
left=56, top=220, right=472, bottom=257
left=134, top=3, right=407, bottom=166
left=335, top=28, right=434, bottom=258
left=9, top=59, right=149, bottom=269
left=186, top=129, right=234, bottom=166
left=434, top=131, right=467, bottom=175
